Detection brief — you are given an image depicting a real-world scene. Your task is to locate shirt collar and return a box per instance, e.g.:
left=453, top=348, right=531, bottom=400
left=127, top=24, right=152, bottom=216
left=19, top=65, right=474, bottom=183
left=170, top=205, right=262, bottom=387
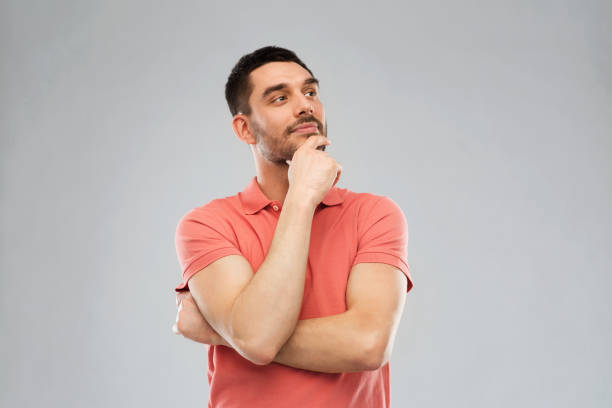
left=239, top=176, right=344, bottom=215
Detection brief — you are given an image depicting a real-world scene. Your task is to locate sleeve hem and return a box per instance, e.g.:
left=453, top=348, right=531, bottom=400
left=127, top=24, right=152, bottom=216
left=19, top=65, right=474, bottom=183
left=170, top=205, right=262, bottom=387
left=352, top=252, right=413, bottom=292
left=174, top=247, right=243, bottom=292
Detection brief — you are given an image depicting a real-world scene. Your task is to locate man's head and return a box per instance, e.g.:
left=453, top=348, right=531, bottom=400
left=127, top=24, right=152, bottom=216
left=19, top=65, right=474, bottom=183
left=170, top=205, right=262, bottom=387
left=225, top=46, right=314, bottom=117
left=225, top=46, right=327, bottom=165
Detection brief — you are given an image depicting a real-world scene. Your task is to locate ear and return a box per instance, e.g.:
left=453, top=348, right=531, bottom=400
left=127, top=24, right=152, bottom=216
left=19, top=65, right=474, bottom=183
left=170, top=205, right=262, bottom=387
left=232, top=114, right=257, bottom=145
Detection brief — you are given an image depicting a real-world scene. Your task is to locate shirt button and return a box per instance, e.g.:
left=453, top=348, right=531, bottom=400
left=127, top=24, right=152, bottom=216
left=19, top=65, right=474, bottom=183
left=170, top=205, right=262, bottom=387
left=272, top=205, right=279, bottom=211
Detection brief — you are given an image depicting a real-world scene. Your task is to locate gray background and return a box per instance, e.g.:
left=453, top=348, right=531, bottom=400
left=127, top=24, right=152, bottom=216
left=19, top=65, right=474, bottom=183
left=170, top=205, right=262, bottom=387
left=1, top=1, right=610, bottom=407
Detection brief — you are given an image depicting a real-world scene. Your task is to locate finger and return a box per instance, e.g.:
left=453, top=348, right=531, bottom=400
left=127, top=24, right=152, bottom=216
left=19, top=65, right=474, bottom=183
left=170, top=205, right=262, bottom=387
left=302, top=136, right=330, bottom=150
left=176, top=290, right=190, bottom=305
left=333, top=164, right=342, bottom=187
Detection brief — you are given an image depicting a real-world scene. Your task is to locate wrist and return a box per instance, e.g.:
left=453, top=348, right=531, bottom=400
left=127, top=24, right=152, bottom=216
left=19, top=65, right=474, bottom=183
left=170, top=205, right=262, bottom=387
left=285, top=188, right=318, bottom=212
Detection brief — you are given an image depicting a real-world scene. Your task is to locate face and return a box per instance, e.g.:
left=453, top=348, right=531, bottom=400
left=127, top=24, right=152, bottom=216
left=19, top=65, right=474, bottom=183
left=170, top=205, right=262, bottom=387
left=245, top=61, right=327, bottom=164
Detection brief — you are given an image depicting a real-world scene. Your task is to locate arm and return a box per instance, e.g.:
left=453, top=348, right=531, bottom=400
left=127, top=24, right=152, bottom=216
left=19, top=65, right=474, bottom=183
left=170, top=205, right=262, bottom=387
left=175, top=262, right=407, bottom=373
left=186, top=195, right=315, bottom=365
left=182, top=136, right=340, bottom=365
left=273, top=262, right=407, bottom=373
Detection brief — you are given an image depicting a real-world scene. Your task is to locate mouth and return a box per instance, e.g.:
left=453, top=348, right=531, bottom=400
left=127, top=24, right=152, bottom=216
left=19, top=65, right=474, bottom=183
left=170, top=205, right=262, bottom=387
left=291, top=122, right=319, bottom=134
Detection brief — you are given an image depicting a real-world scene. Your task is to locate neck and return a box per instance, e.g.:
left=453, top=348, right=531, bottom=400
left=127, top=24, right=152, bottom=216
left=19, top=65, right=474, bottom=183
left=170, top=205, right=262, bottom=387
left=253, top=155, right=290, bottom=205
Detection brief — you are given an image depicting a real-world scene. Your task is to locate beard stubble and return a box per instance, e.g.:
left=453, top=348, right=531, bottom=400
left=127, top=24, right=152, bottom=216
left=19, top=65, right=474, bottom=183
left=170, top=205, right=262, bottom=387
left=252, top=116, right=327, bottom=165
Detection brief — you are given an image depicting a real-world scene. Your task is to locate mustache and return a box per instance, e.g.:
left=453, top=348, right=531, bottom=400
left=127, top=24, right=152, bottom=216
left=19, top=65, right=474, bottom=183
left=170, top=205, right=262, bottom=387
left=286, top=116, right=324, bottom=135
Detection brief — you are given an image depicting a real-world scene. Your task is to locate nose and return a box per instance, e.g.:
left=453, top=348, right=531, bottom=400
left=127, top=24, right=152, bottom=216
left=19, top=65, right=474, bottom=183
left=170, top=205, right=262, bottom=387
left=295, top=94, right=314, bottom=117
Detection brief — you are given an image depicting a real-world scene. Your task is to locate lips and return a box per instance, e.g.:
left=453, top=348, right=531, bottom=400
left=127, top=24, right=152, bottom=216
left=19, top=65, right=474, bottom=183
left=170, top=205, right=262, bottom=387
left=292, top=122, right=318, bottom=133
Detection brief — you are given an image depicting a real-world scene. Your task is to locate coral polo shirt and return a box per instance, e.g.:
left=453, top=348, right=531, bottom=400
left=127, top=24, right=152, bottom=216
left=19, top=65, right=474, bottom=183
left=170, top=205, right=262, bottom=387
left=174, top=176, right=412, bottom=408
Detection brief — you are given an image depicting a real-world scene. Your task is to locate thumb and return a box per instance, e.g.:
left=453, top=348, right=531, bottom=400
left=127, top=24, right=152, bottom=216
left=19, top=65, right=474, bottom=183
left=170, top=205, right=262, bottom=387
left=302, top=135, right=330, bottom=150
left=332, top=164, right=342, bottom=187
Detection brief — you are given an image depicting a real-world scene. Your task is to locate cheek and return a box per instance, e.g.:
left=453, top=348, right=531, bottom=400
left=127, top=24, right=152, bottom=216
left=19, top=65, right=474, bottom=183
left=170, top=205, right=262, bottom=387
left=314, top=101, right=324, bottom=117
left=272, top=113, right=293, bottom=134
left=259, top=110, right=284, bottom=129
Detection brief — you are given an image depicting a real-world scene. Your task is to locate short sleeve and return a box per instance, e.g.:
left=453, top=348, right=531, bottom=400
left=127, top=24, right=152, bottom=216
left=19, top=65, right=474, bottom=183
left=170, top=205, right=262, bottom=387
left=173, top=204, right=243, bottom=292
left=352, top=196, right=413, bottom=292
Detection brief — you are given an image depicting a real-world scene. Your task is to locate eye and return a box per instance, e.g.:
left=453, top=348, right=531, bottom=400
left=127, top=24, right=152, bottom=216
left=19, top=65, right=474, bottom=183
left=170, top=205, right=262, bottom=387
left=305, top=90, right=317, bottom=97
left=272, top=95, right=286, bottom=103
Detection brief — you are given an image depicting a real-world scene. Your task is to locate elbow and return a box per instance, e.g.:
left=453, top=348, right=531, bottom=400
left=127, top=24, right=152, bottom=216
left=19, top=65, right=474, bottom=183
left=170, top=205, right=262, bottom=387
left=360, top=332, right=392, bottom=371
left=229, top=315, right=287, bottom=365
left=228, top=312, right=280, bottom=366
left=245, top=348, right=277, bottom=366
left=234, top=336, right=279, bottom=366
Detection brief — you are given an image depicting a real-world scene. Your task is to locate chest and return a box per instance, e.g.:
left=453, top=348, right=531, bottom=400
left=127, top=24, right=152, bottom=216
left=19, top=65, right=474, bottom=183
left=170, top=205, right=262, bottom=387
left=232, top=207, right=358, bottom=318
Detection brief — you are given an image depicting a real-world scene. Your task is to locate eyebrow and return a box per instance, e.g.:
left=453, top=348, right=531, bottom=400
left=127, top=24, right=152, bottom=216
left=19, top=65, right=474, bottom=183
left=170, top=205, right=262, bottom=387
left=261, top=77, right=319, bottom=100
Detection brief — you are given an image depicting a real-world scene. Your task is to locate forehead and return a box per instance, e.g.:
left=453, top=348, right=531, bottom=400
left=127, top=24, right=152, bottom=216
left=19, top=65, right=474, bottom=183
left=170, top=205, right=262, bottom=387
left=249, top=61, right=314, bottom=95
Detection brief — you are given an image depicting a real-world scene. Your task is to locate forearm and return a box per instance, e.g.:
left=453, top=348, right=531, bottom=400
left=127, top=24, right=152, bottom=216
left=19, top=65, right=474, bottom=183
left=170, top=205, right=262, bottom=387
left=272, top=310, right=378, bottom=373
left=178, top=304, right=381, bottom=373
left=230, top=191, right=316, bottom=358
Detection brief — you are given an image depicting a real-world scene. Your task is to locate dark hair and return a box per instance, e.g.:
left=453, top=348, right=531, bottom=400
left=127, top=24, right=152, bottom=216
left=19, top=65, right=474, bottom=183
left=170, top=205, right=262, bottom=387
left=224, top=46, right=314, bottom=116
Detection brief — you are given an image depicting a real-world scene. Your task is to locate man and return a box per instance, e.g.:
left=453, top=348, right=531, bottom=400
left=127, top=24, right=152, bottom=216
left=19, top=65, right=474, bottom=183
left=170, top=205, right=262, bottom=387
left=172, top=46, right=413, bottom=407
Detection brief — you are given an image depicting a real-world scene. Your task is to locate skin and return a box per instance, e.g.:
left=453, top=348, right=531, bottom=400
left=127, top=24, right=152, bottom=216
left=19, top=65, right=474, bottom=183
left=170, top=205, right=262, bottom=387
left=232, top=61, right=333, bottom=205
left=173, top=61, right=407, bottom=373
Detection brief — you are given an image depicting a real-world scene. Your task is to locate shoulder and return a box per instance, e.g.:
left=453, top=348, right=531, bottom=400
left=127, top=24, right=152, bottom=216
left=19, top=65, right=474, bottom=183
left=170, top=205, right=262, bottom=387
left=176, top=194, right=242, bottom=232
left=339, top=187, right=405, bottom=220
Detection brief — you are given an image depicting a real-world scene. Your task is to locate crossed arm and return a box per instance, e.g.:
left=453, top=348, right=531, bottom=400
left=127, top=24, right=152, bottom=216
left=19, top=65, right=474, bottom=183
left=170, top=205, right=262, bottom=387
left=175, top=258, right=408, bottom=374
